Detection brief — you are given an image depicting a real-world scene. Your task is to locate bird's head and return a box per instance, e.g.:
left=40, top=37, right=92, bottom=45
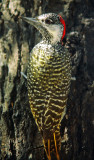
left=21, top=13, right=66, bottom=45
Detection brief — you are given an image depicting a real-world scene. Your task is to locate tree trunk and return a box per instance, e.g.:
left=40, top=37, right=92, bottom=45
left=0, top=0, right=94, bottom=160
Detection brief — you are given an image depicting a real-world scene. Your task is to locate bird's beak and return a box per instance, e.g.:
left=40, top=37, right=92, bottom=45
left=21, top=16, right=40, bottom=26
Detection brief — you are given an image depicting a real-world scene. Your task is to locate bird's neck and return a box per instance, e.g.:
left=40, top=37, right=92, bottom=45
left=43, top=37, right=62, bottom=46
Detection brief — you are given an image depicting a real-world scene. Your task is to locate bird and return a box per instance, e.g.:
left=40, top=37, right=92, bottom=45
left=21, top=13, right=71, bottom=160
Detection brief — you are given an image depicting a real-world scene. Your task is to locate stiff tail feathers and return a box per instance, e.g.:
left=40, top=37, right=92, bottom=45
left=43, top=130, right=61, bottom=160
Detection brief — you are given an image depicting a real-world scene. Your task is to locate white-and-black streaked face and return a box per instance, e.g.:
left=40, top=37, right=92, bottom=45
left=21, top=13, right=65, bottom=44
left=37, top=13, right=64, bottom=44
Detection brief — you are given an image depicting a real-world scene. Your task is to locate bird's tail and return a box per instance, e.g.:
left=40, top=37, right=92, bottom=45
left=43, top=127, right=61, bottom=160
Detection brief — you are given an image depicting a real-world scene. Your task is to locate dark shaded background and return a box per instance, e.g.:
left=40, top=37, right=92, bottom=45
left=0, top=0, right=94, bottom=160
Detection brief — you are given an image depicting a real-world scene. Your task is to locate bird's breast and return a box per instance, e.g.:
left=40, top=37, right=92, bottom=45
left=28, top=43, right=71, bottom=92
left=29, top=48, right=61, bottom=81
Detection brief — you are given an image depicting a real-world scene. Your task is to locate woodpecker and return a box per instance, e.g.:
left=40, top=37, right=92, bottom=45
left=22, top=13, right=71, bottom=160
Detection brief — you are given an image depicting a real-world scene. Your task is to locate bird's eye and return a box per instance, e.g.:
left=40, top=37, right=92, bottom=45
left=45, top=19, right=54, bottom=24
left=42, top=19, right=44, bottom=22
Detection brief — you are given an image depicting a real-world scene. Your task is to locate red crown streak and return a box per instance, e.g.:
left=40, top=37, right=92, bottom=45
left=59, top=15, right=66, bottom=41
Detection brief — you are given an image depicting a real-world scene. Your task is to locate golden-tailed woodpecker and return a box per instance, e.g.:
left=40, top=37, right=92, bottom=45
left=22, top=13, right=71, bottom=160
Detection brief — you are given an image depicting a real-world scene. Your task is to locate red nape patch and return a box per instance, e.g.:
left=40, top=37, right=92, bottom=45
left=59, top=15, right=66, bottom=41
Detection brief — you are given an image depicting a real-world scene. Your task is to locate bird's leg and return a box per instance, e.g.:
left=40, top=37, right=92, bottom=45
left=53, top=132, right=60, bottom=160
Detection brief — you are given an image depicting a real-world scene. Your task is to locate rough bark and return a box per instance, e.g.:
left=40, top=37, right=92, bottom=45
left=0, top=0, right=94, bottom=160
